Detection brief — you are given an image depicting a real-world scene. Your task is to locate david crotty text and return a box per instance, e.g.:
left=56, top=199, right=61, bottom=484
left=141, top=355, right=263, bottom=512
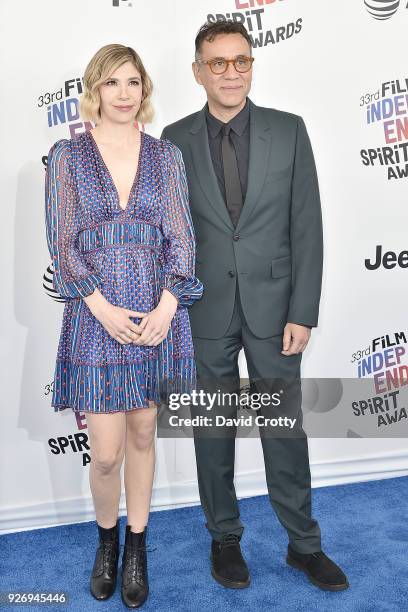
left=168, top=415, right=297, bottom=429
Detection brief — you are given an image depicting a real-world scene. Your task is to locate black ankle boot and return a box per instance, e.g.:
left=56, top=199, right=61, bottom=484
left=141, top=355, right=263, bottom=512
left=90, top=519, right=120, bottom=600
left=121, top=525, right=149, bottom=609
left=211, top=534, right=250, bottom=589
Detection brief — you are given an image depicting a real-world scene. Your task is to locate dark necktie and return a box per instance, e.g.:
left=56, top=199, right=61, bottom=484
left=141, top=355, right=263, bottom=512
left=221, top=124, right=243, bottom=227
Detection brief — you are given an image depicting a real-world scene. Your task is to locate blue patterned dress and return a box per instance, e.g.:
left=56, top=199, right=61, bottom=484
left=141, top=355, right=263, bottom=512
left=45, top=130, right=203, bottom=413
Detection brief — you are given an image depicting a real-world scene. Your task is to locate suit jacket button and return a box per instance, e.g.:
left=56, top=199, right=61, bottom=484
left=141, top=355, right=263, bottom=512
left=228, top=271, right=235, bottom=277
left=233, top=234, right=240, bottom=241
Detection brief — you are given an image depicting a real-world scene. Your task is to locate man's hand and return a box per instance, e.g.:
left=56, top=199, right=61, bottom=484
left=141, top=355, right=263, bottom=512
left=281, top=323, right=311, bottom=356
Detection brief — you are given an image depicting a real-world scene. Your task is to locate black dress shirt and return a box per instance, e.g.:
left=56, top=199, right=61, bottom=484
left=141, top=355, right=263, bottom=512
left=205, top=98, right=250, bottom=202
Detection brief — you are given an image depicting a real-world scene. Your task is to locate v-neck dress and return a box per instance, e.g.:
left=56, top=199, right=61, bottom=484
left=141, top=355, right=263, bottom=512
left=45, top=130, right=203, bottom=413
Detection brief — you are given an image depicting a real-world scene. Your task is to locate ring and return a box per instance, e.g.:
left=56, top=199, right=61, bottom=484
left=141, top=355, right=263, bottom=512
left=127, top=329, right=133, bottom=337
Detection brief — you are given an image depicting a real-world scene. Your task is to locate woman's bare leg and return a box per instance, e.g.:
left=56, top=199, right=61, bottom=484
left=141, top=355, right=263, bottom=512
left=86, top=412, right=126, bottom=528
left=124, top=402, right=158, bottom=532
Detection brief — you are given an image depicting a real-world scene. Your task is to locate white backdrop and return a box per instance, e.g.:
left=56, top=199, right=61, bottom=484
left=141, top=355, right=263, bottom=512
left=1, top=0, right=408, bottom=534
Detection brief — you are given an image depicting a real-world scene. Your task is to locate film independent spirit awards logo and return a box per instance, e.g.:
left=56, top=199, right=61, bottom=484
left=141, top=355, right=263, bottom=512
left=206, top=1, right=302, bottom=49
left=363, top=0, right=407, bottom=20
left=350, top=331, right=408, bottom=429
left=113, top=1, right=303, bottom=52
left=360, top=75, right=408, bottom=180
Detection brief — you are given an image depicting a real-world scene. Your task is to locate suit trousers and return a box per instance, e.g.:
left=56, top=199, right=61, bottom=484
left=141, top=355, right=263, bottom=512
left=190, top=284, right=322, bottom=554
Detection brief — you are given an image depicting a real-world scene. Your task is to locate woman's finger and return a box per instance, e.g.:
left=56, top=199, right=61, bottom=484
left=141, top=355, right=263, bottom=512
left=126, top=310, right=148, bottom=318
left=122, top=319, right=143, bottom=334
left=138, top=317, right=149, bottom=331
left=115, top=330, right=132, bottom=345
left=125, top=328, right=139, bottom=341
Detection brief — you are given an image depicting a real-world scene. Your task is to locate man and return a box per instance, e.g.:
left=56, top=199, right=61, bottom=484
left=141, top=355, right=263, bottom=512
left=161, top=21, right=348, bottom=591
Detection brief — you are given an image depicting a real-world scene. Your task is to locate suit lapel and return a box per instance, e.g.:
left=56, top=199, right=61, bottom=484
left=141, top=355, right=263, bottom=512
left=189, top=108, right=234, bottom=231
left=235, top=100, right=271, bottom=232
left=188, top=100, right=272, bottom=232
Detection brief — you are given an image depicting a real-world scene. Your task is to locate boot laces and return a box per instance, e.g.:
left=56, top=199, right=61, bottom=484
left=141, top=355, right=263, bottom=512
left=121, top=543, right=156, bottom=584
left=101, top=540, right=117, bottom=569
left=94, top=539, right=117, bottom=574
left=219, top=534, right=240, bottom=550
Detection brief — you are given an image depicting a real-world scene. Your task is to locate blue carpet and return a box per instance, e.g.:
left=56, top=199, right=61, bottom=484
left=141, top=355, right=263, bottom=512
left=1, top=476, right=408, bottom=611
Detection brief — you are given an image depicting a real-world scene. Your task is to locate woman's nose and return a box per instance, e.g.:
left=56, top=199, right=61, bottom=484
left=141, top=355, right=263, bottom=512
left=118, top=85, right=130, bottom=98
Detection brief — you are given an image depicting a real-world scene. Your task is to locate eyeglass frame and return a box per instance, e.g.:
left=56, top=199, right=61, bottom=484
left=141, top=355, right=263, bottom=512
left=195, top=55, right=255, bottom=75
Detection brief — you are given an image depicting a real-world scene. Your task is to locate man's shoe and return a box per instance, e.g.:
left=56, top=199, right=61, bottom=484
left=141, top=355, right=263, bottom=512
left=286, top=544, right=349, bottom=591
left=121, top=525, right=149, bottom=608
left=210, top=533, right=250, bottom=589
left=90, top=519, right=120, bottom=600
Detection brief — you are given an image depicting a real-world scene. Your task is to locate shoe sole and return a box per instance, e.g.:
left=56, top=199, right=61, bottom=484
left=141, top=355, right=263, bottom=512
left=210, top=559, right=251, bottom=589
left=121, top=589, right=149, bottom=609
left=90, top=590, right=115, bottom=601
left=286, top=556, right=349, bottom=591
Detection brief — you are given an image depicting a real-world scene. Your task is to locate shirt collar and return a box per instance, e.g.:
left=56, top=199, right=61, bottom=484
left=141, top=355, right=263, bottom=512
left=205, top=97, right=250, bottom=138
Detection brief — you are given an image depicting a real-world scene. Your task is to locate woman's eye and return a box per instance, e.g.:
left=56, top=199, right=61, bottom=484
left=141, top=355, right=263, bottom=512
left=105, top=80, right=140, bottom=85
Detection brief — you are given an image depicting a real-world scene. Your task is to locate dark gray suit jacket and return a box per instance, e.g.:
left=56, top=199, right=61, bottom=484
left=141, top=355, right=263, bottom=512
left=161, top=99, right=323, bottom=340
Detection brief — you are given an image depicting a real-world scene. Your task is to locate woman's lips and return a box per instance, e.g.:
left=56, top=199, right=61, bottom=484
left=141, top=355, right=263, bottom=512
left=114, top=105, right=134, bottom=111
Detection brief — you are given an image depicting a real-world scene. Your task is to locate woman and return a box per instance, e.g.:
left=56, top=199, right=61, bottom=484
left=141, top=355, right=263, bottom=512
left=44, top=43, right=203, bottom=608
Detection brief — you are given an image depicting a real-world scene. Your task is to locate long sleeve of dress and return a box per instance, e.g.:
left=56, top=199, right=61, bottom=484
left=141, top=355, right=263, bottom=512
left=160, top=142, right=203, bottom=307
left=45, top=139, right=103, bottom=299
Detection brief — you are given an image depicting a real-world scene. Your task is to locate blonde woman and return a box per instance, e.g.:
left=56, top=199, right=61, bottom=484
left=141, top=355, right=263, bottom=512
left=45, top=44, right=203, bottom=608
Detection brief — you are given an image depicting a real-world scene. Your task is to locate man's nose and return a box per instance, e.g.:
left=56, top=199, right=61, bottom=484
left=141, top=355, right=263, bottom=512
left=224, top=62, right=239, bottom=78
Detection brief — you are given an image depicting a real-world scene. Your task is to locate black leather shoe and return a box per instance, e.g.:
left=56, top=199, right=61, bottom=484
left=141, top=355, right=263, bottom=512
left=121, top=525, right=149, bottom=608
left=286, top=544, right=349, bottom=591
left=210, top=533, right=250, bottom=589
left=90, top=519, right=120, bottom=600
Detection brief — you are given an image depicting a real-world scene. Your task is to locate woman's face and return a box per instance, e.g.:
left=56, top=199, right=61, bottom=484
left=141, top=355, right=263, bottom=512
left=98, top=60, right=143, bottom=124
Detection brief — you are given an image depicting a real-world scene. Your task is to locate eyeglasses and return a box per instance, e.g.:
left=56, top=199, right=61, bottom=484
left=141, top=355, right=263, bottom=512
left=197, top=56, right=254, bottom=75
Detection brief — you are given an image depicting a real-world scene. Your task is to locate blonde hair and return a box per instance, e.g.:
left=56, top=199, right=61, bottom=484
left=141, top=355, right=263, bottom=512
left=79, top=43, right=154, bottom=124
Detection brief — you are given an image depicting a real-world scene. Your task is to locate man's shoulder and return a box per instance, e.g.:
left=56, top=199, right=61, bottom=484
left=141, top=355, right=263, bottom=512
left=162, top=110, right=202, bottom=141
left=161, top=103, right=303, bottom=143
left=253, top=103, right=301, bottom=129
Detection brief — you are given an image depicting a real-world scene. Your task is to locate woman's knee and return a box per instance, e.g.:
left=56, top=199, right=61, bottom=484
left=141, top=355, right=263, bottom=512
left=127, top=410, right=157, bottom=452
left=131, top=427, right=156, bottom=452
left=92, top=447, right=124, bottom=475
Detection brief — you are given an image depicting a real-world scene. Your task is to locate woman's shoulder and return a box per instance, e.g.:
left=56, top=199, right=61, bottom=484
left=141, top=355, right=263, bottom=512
left=47, top=137, right=70, bottom=157
left=47, top=131, right=88, bottom=158
left=46, top=136, right=78, bottom=167
left=46, top=132, right=89, bottom=170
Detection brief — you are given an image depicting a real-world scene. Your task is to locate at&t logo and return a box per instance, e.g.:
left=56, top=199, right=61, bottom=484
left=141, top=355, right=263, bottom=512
left=364, top=0, right=402, bottom=20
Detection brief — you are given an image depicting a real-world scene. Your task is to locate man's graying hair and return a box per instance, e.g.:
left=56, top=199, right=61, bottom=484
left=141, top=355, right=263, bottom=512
left=194, top=21, right=252, bottom=61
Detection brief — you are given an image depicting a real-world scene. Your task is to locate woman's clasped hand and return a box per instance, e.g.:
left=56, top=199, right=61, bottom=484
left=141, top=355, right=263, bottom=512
left=87, top=288, right=178, bottom=347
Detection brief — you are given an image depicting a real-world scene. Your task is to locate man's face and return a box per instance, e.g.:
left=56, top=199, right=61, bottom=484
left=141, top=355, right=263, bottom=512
left=193, top=33, right=253, bottom=112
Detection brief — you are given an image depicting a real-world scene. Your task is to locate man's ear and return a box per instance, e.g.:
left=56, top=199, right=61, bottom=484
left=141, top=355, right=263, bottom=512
left=192, top=61, right=202, bottom=86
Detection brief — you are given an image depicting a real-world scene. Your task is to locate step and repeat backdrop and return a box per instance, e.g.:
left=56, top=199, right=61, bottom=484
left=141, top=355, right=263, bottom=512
left=1, top=0, right=408, bottom=533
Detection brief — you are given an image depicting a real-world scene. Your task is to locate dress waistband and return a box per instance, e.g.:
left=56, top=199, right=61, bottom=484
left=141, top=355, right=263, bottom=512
left=77, top=221, right=163, bottom=253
